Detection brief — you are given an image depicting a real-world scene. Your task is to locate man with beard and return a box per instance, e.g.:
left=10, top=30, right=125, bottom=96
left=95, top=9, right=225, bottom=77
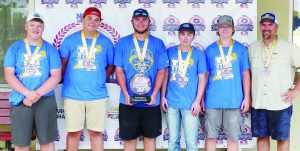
left=249, top=12, right=300, bottom=151
left=114, top=8, right=169, bottom=151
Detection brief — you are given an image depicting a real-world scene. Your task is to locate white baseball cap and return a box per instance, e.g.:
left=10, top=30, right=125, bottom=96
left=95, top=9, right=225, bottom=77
left=26, top=12, right=44, bottom=23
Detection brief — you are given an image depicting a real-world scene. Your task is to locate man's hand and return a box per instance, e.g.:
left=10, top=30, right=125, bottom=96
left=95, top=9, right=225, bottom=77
left=281, top=88, right=299, bottom=104
left=161, top=96, right=168, bottom=112
left=191, top=101, right=201, bottom=117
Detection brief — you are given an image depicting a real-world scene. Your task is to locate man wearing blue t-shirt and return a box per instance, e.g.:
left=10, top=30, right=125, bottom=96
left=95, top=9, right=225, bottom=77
left=114, top=8, right=169, bottom=151
left=161, top=23, right=207, bottom=151
left=59, top=7, right=114, bottom=151
left=4, top=13, right=61, bottom=151
left=204, top=15, right=251, bottom=151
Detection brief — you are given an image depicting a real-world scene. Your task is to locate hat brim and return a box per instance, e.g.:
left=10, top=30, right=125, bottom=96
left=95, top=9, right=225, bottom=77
left=218, top=23, right=234, bottom=27
left=259, top=18, right=276, bottom=24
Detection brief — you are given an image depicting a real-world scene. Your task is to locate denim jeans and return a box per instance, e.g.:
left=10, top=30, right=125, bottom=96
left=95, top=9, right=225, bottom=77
left=166, top=107, right=199, bottom=151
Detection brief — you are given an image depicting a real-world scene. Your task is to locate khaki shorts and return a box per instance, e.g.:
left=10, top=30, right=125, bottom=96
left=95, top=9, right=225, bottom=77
left=204, top=109, right=244, bottom=141
left=64, top=98, right=107, bottom=132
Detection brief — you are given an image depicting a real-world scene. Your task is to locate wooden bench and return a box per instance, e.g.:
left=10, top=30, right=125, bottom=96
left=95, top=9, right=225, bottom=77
left=0, top=92, right=36, bottom=150
left=0, top=92, right=13, bottom=150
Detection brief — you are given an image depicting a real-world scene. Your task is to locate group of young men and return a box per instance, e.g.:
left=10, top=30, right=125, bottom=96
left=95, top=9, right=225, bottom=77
left=3, top=6, right=300, bottom=151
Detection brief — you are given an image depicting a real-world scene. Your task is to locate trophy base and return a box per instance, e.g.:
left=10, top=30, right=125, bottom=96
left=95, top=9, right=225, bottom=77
left=130, top=96, right=151, bottom=104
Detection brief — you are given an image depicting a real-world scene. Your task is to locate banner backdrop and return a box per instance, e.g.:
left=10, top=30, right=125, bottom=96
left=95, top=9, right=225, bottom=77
left=35, top=0, right=257, bottom=149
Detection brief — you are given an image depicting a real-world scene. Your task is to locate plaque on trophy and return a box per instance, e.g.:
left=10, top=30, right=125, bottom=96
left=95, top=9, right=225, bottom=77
left=129, top=73, right=151, bottom=103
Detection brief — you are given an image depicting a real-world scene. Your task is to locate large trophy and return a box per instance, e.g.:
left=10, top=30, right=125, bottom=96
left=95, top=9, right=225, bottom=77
left=129, top=73, right=151, bottom=103
left=129, top=34, right=152, bottom=103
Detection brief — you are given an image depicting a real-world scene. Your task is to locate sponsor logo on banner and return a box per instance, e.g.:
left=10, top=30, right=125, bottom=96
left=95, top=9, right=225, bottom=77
left=162, top=0, right=181, bottom=8
left=103, top=130, right=108, bottom=141
left=139, top=0, right=156, bottom=8
left=187, top=0, right=205, bottom=8
left=107, top=106, right=119, bottom=120
left=114, top=0, right=132, bottom=8
left=193, top=43, right=205, bottom=51
left=89, top=0, right=107, bottom=8
left=189, top=15, right=206, bottom=35
left=198, top=125, right=205, bottom=143
left=41, top=0, right=59, bottom=8
left=163, top=128, right=169, bottom=141
left=65, top=0, right=83, bottom=8
left=114, top=128, right=124, bottom=145
left=211, top=16, right=219, bottom=31
left=149, top=16, right=157, bottom=33
left=236, top=0, right=253, bottom=8
left=211, top=0, right=228, bottom=8
left=236, top=15, right=253, bottom=36
left=163, top=15, right=180, bottom=36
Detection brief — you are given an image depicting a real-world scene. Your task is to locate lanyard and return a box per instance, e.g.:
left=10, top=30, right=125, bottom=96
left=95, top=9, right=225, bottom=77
left=218, top=39, right=234, bottom=68
left=178, top=45, right=192, bottom=77
left=80, top=30, right=98, bottom=55
left=133, top=34, right=149, bottom=63
left=261, top=36, right=278, bottom=68
left=24, top=39, right=43, bottom=64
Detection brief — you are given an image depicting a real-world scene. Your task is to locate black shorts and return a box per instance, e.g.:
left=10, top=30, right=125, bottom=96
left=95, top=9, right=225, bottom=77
left=119, top=103, right=162, bottom=140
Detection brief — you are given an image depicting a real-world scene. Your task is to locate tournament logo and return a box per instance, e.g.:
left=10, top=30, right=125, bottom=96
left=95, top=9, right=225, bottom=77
left=210, top=16, right=219, bottom=31
left=89, top=0, right=107, bottom=8
left=163, top=15, right=180, bottom=36
left=236, top=0, right=253, bottom=8
left=187, top=0, right=205, bottom=8
left=65, top=0, right=83, bottom=8
left=149, top=16, right=157, bottom=33
left=162, top=0, right=181, bottom=8
left=53, top=22, right=120, bottom=82
left=189, top=15, right=206, bottom=35
left=211, top=0, right=229, bottom=8
left=239, top=125, right=252, bottom=145
left=193, top=43, right=205, bottom=51
left=235, top=15, right=253, bottom=36
left=139, top=0, right=156, bottom=8
left=41, top=0, right=59, bottom=8
left=107, top=106, right=119, bottom=120
left=103, top=130, right=108, bottom=141
left=114, top=0, right=132, bottom=8
left=163, top=128, right=169, bottom=141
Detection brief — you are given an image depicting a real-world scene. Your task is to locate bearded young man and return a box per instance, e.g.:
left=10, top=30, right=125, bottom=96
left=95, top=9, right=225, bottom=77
left=114, top=8, right=169, bottom=151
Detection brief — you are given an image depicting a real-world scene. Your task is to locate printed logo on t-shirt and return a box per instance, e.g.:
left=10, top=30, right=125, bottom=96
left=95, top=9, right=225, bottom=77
left=213, top=53, right=237, bottom=81
left=21, top=50, right=46, bottom=78
left=73, top=45, right=102, bottom=71
left=129, top=48, right=154, bottom=73
left=169, top=58, right=194, bottom=87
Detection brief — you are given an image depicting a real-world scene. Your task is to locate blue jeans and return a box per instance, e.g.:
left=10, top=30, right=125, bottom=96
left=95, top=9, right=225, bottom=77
left=166, top=107, right=199, bottom=151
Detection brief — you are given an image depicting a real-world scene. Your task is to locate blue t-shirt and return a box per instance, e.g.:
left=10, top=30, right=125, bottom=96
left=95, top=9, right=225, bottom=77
left=205, top=40, right=250, bottom=108
left=3, top=40, right=62, bottom=106
left=114, top=34, right=169, bottom=107
left=166, top=45, right=207, bottom=110
left=59, top=31, right=114, bottom=100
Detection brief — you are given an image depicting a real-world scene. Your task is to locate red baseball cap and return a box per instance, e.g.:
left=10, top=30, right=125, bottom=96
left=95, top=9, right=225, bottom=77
left=83, top=7, right=101, bottom=19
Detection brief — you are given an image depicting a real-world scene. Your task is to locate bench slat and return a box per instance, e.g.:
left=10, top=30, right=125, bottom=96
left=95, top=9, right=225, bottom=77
left=0, top=132, right=11, bottom=141
left=0, top=92, right=10, bottom=100
left=0, top=117, right=10, bottom=125
left=0, top=109, right=10, bottom=116
left=0, top=100, right=10, bottom=109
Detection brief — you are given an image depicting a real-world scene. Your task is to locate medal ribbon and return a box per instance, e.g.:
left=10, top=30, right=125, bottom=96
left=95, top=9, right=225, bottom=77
left=261, top=36, right=278, bottom=68
left=81, top=30, right=99, bottom=57
left=24, top=39, right=43, bottom=64
left=218, top=39, right=234, bottom=68
left=133, top=34, right=149, bottom=63
left=178, top=45, right=192, bottom=77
